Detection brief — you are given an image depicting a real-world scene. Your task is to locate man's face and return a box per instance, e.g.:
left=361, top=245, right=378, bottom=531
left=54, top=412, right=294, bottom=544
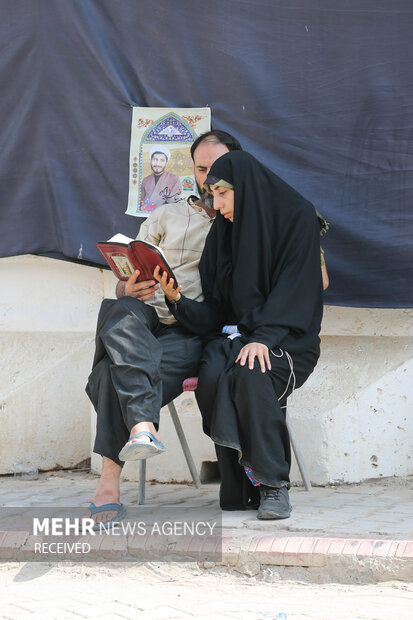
left=151, top=153, right=168, bottom=175
left=193, top=141, right=229, bottom=199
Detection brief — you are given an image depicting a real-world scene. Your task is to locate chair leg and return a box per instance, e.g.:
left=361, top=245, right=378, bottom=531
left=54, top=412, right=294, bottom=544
left=167, top=401, right=202, bottom=488
left=286, top=412, right=312, bottom=491
left=138, top=459, right=146, bottom=504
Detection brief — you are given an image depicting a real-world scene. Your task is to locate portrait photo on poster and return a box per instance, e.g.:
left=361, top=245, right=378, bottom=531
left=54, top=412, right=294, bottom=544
left=126, top=107, right=211, bottom=217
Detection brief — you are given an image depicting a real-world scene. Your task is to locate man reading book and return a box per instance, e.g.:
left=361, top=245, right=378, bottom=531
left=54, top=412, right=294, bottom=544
left=85, top=130, right=242, bottom=529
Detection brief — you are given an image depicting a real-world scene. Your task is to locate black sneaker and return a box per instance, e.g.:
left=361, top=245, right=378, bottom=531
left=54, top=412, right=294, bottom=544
left=257, top=485, right=292, bottom=520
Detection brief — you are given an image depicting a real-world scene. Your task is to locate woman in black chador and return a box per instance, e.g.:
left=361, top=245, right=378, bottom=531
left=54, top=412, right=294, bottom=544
left=155, top=150, right=323, bottom=519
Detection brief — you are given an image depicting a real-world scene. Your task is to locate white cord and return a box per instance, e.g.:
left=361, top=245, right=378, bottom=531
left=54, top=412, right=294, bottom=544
left=224, top=332, right=296, bottom=406
left=270, top=347, right=296, bottom=406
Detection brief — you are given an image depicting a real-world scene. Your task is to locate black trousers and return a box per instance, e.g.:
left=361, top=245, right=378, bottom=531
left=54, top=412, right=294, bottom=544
left=86, top=297, right=203, bottom=466
left=195, top=336, right=319, bottom=509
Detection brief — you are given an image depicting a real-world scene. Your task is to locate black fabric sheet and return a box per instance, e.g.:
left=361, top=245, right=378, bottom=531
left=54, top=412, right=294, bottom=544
left=0, top=0, right=412, bottom=307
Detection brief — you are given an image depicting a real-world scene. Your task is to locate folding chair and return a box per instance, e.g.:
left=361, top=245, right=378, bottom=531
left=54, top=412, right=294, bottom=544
left=137, top=376, right=311, bottom=504
left=137, top=379, right=201, bottom=504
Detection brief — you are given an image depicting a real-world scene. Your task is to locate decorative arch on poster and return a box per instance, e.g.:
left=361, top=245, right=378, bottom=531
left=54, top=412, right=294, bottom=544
left=126, top=108, right=211, bottom=217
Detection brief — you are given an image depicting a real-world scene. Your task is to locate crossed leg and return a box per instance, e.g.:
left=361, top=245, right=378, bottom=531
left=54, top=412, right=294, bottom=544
left=84, top=297, right=202, bottom=525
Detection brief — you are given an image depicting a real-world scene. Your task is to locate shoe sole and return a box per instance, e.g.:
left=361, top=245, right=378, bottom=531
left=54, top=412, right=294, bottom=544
left=118, top=442, right=166, bottom=461
left=257, top=508, right=292, bottom=520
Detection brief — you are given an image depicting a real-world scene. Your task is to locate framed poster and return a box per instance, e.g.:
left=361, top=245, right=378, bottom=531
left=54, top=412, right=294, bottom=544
left=126, top=107, right=211, bottom=217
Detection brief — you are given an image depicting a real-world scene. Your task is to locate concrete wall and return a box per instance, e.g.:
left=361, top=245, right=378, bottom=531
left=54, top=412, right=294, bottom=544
left=289, top=307, right=413, bottom=484
left=1, top=255, right=412, bottom=485
left=0, top=255, right=114, bottom=474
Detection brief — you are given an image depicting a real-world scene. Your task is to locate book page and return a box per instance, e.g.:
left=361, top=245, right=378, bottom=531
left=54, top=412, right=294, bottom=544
left=134, top=239, right=167, bottom=259
left=108, top=233, right=134, bottom=244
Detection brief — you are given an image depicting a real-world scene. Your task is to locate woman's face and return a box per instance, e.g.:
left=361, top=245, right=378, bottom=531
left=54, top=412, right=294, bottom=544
left=210, top=185, right=235, bottom=222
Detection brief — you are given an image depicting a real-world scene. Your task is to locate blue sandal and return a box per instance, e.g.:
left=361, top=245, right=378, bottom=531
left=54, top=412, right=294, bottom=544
left=118, top=431, right=166, bottom=462
left=88, top=502, right=127, bottom=531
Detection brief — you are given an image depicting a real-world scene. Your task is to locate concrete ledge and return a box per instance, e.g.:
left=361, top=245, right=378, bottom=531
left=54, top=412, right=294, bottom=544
left=220, top=532, right=413, bottom=583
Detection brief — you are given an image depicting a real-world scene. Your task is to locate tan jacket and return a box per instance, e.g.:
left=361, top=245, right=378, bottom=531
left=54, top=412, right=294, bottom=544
left=136, top=200, right=214, bottom=324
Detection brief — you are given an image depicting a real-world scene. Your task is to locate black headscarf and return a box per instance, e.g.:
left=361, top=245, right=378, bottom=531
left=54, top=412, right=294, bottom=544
left=199, top=151, right=323, bottom=352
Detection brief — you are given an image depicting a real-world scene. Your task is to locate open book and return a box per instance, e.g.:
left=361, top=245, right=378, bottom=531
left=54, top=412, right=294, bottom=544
left=97, top=233, right=177, bottom=285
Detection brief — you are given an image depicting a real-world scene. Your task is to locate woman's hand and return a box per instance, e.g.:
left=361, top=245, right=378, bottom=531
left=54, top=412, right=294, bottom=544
left=153, top=265, right=182, bottom=302
left=235, top=342, right=271, bottom=373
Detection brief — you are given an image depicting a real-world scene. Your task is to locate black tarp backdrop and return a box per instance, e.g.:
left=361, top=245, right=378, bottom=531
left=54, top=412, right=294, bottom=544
left=0, top=0, right=412, bottom=307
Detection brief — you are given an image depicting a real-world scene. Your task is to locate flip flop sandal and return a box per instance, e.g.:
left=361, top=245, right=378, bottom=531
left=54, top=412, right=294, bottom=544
left=118, top=431, right=166, bottom=462
left=88, top=502, right=127, bottom=532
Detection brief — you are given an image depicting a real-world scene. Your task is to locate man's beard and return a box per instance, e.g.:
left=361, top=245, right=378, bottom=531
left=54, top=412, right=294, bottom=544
left=197, top=185, right=214, bottom=209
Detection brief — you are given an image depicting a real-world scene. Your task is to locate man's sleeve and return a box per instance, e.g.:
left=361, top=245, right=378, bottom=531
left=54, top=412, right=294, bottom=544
left=135, top=208, right=164, bottom=246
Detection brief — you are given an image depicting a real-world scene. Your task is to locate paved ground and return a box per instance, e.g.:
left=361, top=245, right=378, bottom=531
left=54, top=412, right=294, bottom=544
left=0, top=472, right=412, bottom=618
left=2, top=471, right=412, bottom=538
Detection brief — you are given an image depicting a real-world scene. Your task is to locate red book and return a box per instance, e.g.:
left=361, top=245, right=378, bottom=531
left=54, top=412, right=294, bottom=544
left=96, top=234, right=177, bottom=285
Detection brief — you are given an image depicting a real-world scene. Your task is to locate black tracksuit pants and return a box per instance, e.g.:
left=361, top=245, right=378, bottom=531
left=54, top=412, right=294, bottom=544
left=86, top=297, right=202, bottom=466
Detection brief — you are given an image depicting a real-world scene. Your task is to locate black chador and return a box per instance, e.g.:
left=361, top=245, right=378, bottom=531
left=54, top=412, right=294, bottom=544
left=167, top=151, right=323, bottom=509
